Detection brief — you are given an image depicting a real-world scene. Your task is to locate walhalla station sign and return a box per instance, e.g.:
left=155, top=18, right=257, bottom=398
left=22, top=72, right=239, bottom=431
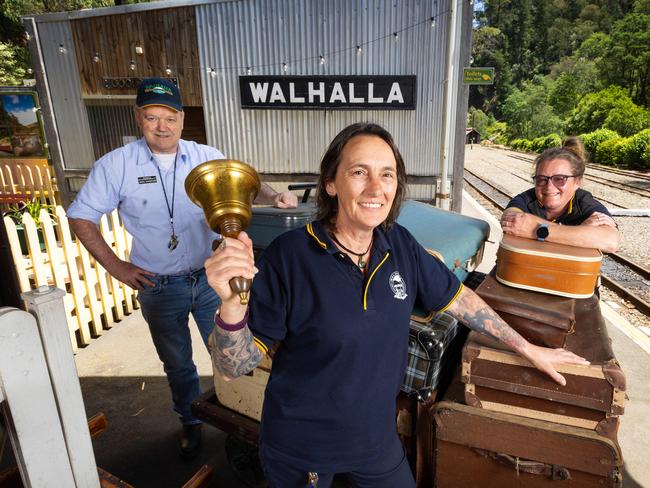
left=239, top=75, right=416, bottom=110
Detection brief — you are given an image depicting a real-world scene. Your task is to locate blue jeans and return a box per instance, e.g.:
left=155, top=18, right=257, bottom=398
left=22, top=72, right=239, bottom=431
left=138, top=268, right=221, bottom=425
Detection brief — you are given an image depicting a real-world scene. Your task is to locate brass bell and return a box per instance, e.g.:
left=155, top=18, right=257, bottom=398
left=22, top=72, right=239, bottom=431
left=185, top=159, right=261, bottom=304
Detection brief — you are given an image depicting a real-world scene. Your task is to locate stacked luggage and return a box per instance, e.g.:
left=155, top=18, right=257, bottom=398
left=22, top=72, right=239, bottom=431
left=432, top=235, right=627, bottom=487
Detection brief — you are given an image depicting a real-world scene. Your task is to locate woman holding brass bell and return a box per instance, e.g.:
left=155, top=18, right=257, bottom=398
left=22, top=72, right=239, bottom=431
left=500, top=137, right=620, bottom=253
left=205, top=123, right=589, bottom=487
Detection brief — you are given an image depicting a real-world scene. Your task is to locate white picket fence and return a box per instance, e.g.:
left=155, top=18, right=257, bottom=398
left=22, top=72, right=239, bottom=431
left=0, top=160, right=58, bottom=206
left=4, top=206, right=137, bottom=350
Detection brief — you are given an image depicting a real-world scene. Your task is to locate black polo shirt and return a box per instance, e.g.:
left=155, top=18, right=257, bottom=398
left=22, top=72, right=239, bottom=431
left=248, top=220, right=462, bottom=472
left=507, top=188, right=611, bottom=225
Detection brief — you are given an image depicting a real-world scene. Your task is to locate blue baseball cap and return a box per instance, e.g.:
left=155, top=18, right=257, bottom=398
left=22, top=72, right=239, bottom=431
left=136, top=78, right=182, bottom=112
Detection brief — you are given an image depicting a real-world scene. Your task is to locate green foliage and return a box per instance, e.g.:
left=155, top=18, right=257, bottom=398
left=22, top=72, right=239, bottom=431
left=543, top=133, right=562, bottom=150
left=0, top=42, right=26, bottom=85
left=595, top=137, right=628, bottom=166
left=468, top=107, right=492, bottom=137
left=565, top=86, right=649, bottom=135
left=597, top=11, right=650, bottom=107
left=547, top=58, right=600, bottom=118
left=3, top=198, right=55, bottom=227
left=485, top=121, right=508, bottom=144
left=501, top=78, right=564, bottom=140
left=580, top=129, right=620, bottom=157
left=603, top=104, right=650, bottom=136
left=621, top=129, right=650, bottom=168
left=469, top=26, right=513, bottom=115
left=0, top=0, right=117, bottom=83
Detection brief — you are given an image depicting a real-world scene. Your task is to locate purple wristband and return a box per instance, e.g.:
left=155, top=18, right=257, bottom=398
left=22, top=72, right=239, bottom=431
left=215, top=309, right=249, bottom=332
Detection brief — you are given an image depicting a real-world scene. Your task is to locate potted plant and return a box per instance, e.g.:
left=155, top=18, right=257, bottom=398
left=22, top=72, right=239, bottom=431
left=3, top=199, right=56, bottom=254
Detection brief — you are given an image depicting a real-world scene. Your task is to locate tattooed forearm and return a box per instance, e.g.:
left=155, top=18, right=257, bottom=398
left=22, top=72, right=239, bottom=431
left=208, top=325, right=264, bottom=379
left=447, top=286, right=527, bottom=352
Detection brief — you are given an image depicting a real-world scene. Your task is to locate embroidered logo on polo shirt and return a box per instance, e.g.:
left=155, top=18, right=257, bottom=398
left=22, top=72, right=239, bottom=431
left=389, top=271, right=408, bottom=300
left=138, top=175, right=157, bottom=184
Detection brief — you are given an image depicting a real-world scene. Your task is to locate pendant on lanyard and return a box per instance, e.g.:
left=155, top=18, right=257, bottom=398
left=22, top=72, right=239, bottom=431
left=307, top=472, right=319, bottom=487
left=155, top=152, right=179, bottom=252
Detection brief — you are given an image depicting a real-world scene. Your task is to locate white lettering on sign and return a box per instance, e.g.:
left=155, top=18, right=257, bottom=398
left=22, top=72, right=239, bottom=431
left=249, top=82, right=269, bottom=102
left=289, top=83, right=305, bottom=103
left=241, top=77, right=414, bottom=108
left=386, top=82, right=404, bottom=103
left=349, top=83, right=364, bottom=103
left=367, top=83, right=383, bottom=103
left=269, top=83, right=286, bottom=103
left=329, top=82, right=346, bottom=103
left=308, top=82, right=325, bottom=103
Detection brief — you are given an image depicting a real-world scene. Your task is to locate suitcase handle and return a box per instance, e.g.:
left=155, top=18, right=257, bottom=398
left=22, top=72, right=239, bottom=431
left=473, top=448, right=571, bottom=481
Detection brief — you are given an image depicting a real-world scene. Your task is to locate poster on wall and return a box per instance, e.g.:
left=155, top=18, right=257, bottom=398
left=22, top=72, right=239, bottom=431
left=0, top=92, right=47, bottom=158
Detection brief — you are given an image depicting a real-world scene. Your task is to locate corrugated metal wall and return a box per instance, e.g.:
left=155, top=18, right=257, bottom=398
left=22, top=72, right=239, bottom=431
left=196, top=0, right=449, bottom=186
left=36, top=21, right=96, bottom=172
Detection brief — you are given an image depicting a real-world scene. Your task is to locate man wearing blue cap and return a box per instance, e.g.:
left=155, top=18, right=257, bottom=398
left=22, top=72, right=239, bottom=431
left=67, top=77, right=297, bottom=458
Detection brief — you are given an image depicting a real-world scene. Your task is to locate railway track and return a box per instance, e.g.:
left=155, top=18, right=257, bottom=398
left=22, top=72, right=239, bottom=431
left=464, top=169, right=650, bottom=317
left=503, top=150, right=650, bottom=199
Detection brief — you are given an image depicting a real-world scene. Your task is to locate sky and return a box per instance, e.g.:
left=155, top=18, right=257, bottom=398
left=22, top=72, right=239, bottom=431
left=2, top=94, right=38, bottom=127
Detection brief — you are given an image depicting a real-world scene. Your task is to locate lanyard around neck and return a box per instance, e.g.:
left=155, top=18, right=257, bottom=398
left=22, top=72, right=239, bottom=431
left=153, top=151, right=179, bottom=250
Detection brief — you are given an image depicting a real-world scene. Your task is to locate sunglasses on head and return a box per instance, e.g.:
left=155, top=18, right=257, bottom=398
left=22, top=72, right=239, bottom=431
left=532, top=174, right=577, bottom=187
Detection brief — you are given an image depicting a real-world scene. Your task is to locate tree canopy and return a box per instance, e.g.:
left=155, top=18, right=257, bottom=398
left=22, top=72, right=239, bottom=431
left=472, top=0, right=650, bottom=143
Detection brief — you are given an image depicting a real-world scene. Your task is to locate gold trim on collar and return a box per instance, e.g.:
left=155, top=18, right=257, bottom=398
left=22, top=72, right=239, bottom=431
left=306, top=223, right=328, bottom=249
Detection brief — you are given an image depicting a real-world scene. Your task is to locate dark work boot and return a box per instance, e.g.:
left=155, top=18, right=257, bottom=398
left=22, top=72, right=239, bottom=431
left=180, top=423, right=202, bottom=459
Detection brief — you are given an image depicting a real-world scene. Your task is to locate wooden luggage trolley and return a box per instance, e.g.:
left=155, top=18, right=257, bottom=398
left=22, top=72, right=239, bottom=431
left=191, top=199, right=491, bottom=486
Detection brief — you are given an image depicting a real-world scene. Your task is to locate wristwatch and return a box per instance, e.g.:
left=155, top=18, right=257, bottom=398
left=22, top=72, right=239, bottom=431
left=536, top=223, right=549, bottom=242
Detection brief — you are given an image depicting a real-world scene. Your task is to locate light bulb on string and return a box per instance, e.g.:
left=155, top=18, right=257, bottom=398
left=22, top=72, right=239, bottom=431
left=430, top=17, right=436, bottom=27
left=210, top=68, right=217, bottom=78
left=165, top=65, right=172, bottom=76
left=93, top=52, right=100, bottom=63
left=393, top=32, right=399, bottom=41
left=58, top=43, right=66, bottom=54
left=247, top=67, right=252, bottom=75
left=319, top=55, right=325, bottom=65
left=129, top=60, right=136, bottom=71
left=356, top=45, right=362, bottom=54
left=282, top=62, right=288, bottom=72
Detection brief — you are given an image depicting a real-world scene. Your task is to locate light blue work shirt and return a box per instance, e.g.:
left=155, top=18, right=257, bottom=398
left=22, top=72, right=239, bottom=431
left=66, top=138, right=225, bottom=275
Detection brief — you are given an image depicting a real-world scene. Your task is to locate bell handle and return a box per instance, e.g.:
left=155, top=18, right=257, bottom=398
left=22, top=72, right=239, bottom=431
left=220, top=217, right=251, bottom=305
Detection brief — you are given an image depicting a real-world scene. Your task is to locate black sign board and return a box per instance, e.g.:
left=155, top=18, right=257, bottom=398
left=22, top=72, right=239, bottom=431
left=239, top=76, right=416, bottom=110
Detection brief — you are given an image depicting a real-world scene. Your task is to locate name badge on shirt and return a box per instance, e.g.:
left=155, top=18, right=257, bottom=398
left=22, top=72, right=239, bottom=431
left=138, top=175, right=157, bottom=184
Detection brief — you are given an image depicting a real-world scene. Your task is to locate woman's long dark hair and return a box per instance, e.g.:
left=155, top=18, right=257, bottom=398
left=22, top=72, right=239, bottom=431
left=316, top=122, right=407, bottom=229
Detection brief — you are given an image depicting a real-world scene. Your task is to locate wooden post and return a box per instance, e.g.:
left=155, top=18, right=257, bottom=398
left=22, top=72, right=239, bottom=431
left=0, top=307, right=76, bottom=487
left=21, top=287, right=101, bottom=487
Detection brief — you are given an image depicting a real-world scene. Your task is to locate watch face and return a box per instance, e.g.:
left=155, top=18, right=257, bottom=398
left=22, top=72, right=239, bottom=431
left=537, top=225, right=549, bottom=239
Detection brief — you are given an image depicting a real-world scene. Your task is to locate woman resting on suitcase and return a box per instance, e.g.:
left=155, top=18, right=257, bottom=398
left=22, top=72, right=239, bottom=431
left=205, top=123, right=589, bottom=488
left=500, top=137, right=620, bottom=253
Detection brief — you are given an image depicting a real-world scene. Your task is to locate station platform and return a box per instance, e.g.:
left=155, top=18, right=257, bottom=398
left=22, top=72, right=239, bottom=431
left=71, top=192, right=649, bottom=488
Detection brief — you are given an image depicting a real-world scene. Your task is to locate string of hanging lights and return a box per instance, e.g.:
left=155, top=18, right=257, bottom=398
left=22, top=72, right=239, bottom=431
left=53, top=6, right=449, bottom=77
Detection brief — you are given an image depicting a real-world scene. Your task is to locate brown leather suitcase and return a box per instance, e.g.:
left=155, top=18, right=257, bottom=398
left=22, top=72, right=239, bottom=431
left=475, top=273, right=575, bottom=348
left=433, top=399, right=624, bottom=487
left=462, top=296, right=626, bottom=439
left=496, top=234, right=602, bottom=298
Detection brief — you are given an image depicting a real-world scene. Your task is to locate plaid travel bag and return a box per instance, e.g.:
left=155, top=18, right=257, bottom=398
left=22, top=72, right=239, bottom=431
left=401, top=311, right=460, bottom=402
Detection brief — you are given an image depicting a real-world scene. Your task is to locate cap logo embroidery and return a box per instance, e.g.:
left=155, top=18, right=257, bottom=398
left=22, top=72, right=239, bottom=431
left=389, top=271, right=408, bottom=300
left=145, top=84, right=173, bottom=96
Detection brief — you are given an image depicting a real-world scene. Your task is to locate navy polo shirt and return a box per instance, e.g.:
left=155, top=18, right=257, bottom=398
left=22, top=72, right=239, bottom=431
left=248, top=220, right=462, bottom=472
left=507, top=188, right=611, bottom=225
